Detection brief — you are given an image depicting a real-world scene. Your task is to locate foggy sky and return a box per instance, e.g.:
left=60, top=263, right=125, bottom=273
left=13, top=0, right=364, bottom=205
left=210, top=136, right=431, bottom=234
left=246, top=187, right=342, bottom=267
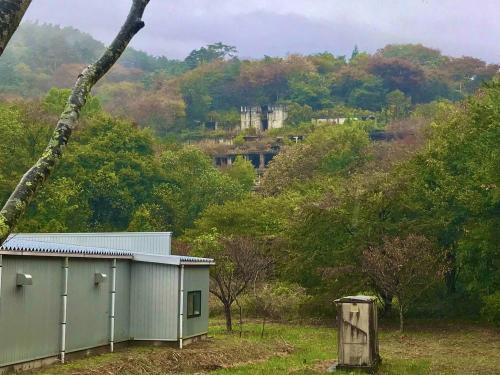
left=24, top=0, right=500, bottom=62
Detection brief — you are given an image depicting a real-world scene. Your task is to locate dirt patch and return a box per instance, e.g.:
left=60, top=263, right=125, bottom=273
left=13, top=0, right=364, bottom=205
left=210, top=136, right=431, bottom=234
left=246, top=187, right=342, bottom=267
left=57, top=337, right=294, bottom=375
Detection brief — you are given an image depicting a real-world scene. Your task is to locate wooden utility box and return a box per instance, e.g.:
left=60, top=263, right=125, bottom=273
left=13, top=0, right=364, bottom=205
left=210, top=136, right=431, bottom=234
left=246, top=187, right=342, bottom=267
left=334, top=296, right=380, bottom=372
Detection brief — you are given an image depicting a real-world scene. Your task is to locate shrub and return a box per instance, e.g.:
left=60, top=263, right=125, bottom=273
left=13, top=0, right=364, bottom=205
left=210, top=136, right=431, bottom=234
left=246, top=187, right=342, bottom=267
left=481, top=292, right=500, bottom=326
left=243, top=282, right=311, bottom=322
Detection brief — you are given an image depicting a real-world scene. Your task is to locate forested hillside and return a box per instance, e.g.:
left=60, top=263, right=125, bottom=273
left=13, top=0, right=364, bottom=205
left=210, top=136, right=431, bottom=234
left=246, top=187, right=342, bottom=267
left=0, top=22, right=499, bottom=328
left=1, top=23, right=498, bottom=136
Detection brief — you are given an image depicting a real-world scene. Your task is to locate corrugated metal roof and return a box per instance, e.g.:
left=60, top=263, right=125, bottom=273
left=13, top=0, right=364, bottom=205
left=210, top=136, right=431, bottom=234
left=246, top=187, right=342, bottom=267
left=0, top=234, right=214, bottom=266
left=7, top=232, right=172, bottom=255
left=1, top=237, right=133, bottom=257
left=180, top=255, right=215, bottom=264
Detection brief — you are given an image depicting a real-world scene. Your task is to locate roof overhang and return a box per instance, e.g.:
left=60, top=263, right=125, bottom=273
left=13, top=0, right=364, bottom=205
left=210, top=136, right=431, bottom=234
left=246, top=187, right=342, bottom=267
left=0, top=250, right=132, bottom=260
left=133, top=253, right=215, bottom=266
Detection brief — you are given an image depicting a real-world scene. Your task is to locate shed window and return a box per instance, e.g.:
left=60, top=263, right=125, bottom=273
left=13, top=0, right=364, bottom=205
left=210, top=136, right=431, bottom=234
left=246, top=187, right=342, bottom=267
left=187, top=291, right=201, bottom=318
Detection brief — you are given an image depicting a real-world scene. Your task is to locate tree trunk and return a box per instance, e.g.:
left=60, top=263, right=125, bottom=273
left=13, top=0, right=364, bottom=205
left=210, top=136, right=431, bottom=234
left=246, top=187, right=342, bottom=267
left=235, top=298, right=243, bottom=338
left=0, top=0, right=150, bottom=245
left=382, top=292, right=393, bottom=317
left=445, top=250, right=457, bottom=294
left=399, top=305, right=404, bottom=332
left=0, top=0, right=32, bottom=57
left=223, top=302, right=233, bottom=332
left=261, top=316, right=266, bottom=338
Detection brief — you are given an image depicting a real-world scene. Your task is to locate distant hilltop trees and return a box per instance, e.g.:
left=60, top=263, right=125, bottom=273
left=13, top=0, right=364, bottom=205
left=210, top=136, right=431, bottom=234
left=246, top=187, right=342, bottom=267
left=0, top=23, right=498, bottom=136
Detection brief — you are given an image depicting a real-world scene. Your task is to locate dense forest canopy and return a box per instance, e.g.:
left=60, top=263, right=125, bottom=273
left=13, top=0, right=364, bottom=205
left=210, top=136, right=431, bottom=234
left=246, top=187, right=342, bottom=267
left=0, top=21, right=499, bottom=327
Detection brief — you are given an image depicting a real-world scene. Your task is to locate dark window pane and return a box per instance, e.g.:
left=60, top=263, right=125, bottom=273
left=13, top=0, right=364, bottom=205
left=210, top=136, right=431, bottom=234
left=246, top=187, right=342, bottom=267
left=187, top=291, right=201, bottom=318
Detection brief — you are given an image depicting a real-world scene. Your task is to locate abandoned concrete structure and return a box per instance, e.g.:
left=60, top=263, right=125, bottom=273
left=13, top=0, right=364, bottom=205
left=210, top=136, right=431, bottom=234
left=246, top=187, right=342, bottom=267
left=214, top=150, right=277, bottom=171
left=311, top=115, right=375, bottom=126
left=241, top=105, right=287, bottom=131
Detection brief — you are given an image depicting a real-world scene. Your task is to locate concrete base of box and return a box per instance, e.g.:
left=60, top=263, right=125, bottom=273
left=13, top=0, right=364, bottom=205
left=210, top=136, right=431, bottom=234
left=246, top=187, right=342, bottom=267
left=327, top=358, right=381, bottom=373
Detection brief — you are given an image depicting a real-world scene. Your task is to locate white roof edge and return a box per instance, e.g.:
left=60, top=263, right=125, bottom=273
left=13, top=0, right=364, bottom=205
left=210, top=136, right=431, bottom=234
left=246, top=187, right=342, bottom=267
left=133, top=253, right=181, bottom=265
left=133, top=253, right=214, bottom=266
left=8, top=232, right=172, bottom=238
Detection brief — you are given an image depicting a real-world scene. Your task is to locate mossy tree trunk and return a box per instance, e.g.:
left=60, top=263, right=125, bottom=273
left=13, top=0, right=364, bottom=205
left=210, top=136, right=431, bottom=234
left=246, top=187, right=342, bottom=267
left=0, top=0, right=151, bottom=244
left=0, top=0, right=32, bottom=57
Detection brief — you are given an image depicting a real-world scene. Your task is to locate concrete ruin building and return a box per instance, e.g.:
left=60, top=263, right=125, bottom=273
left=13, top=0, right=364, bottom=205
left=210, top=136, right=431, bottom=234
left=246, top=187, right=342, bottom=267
left=241, top=105, right=287, bottom=132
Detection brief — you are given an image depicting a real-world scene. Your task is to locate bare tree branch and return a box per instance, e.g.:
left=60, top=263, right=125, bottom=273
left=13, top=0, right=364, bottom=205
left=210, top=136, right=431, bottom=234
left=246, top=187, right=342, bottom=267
left=206, top=236, right=274, bottom=331
left=0, top=0, right=31, bottom=57
left=0, top=0, right=151, bottom=243
left=362, top=234, right=447, bottom=331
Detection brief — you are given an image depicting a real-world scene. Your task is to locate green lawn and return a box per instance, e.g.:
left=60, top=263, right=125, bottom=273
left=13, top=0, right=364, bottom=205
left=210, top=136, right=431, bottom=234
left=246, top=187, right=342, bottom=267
left=32, top=320, right=500, bottom=375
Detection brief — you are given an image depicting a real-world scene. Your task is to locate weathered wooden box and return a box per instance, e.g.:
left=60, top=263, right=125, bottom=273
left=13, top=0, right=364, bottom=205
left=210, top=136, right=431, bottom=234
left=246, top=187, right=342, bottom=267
left=334, top=295, right=380, bottom=372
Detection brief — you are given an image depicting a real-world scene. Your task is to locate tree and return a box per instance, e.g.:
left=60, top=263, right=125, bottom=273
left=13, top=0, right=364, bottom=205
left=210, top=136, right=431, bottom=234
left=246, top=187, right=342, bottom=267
left=288, top=72, right=332, bottom=109
left=128, top=147, right=245, bottom=234
left=251, top=282, right=310, bottom=337
left=386, top=89, right=411, bottom=120
left=368, top=56, right=425, bottom=99
left=0, top=0, right=32, bottom=57
left=0, top=0, right=151, bottom=244
left=261, top=124, right=370, bottom=195
left=362, top=235, right=446, bottom=331
left=0, top=101, right=54, bottom=203
left=223, top=156, right=256, bottom=191
left=191, top=232, right=273, bottom=331
left=376, top=44, right=445, bottom=67
left=43, top=87, right=102, bottom=118
left=184, top=42, right=237, bottom=69
left=351, top=45, right=359, bottom=60
left=347, top=76, right=387, bottom=111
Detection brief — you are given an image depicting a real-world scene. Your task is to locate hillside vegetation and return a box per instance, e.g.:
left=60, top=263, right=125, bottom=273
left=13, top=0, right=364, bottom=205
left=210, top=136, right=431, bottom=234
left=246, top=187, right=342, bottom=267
left=0, top=23, right=499, bottom=329
left=1, top=23, right=498, bottom=137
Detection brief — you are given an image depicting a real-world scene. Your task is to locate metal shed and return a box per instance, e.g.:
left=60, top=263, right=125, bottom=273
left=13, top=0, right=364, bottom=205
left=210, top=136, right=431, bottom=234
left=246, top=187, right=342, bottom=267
left=0, top=232, right=213, bottom=372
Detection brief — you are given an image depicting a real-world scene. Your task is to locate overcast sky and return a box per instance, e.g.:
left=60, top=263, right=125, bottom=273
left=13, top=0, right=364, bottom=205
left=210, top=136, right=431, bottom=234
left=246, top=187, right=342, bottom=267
left=24, top=0, right=500, bottom=63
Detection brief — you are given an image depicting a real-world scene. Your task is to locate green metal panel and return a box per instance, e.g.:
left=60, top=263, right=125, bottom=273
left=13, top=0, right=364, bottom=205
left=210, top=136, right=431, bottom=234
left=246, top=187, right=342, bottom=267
left=183, top=266, right=210, bottom=338
left=66, top=259, right=111, bottom=352
left=130, top=262, right=179, bottom=340
left=0, top=256, right=62, bottom=367
left=114, top=260, right=131, bottom=342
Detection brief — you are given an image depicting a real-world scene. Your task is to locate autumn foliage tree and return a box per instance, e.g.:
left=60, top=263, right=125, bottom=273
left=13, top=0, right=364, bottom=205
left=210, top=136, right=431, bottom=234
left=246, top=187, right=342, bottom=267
left=362, top=234, right=447, bottom=331
left=191, top=232, right=273, bottom=331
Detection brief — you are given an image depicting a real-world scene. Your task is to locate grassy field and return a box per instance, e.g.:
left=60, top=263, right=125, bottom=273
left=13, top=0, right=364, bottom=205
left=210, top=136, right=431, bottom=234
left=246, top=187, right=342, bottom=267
left=32, top=319, right=500, bottom=375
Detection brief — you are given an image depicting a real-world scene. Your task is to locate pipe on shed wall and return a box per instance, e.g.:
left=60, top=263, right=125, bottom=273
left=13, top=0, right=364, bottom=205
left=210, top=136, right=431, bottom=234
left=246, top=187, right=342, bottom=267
left=110, top=258, right=117, bottom=352
left=60, top=257, right=69, bottom=363
left=178, top=265, right=184, bottom=349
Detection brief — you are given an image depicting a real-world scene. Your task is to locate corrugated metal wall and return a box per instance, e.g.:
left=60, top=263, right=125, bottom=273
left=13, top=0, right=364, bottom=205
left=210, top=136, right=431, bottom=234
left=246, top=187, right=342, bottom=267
left=115, top=260, right=131, bottom=342
left=0, top=256, right=132, bottom=367
left=183, top=266, right=210, bottom=338
left=66, top=259, right=111, bottom=351
left=0, top=256, right=62, bottom=367
left=130, top=262, right=179, bottom=340
left=12, top=232, right=172, bottom=255
left=0, top=255, right=210, bottom=368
